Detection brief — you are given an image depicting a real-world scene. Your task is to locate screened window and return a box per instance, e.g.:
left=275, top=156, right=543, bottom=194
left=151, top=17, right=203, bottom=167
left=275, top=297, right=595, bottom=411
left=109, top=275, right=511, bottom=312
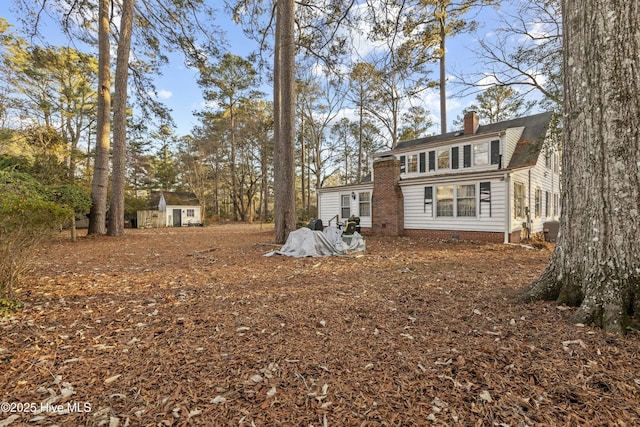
left=514, top=182, right=526, bottom=218
left=457, top=185, right=476, bottom=217
left=436, top=185, right=454, bottom=217
left=341, top=194, right=351, bottom=219
left=358, top=192, right=371, bottom=217
left=473, top=143, right=489, bottom=166
left=437, top=149, right=450, bottom=170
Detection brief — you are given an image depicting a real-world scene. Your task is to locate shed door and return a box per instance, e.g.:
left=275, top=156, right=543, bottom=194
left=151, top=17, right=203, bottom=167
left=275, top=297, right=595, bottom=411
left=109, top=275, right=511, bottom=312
left=173, top=209, right=182, bottom=226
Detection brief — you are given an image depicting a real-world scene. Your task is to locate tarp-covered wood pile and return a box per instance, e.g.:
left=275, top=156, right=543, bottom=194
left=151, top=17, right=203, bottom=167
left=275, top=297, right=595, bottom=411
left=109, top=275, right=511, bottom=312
left=265, top=226, right=365, bottom=257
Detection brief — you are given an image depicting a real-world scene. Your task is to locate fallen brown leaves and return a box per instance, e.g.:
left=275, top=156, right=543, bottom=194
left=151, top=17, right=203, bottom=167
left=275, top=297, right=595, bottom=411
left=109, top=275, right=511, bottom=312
left=1, top=224, right=639, bottom=426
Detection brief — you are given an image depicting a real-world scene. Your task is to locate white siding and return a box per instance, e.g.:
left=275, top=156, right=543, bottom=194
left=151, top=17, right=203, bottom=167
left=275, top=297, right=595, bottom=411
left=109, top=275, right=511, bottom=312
left=510, top=162, right=558, bottom=235
left=398, top=135, right=506, bottom=181
left=165, top=205, right=201, bottom=226
left=318, top=185, right=373, bottom=228
left=318, top=192, right=340, bottom=226
left=508, top=128, right=560, bottom=236
left=402, top=179, right=506, bottom=232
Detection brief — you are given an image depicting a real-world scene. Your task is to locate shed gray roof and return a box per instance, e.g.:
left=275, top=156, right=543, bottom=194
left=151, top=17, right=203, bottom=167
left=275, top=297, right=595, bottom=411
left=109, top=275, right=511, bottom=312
left=147, top=191, right=200, bottom=209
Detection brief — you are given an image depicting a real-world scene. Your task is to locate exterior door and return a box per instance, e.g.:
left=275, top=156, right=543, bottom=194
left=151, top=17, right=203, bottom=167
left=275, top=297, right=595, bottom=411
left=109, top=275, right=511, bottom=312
left=173, top=209, right=182, bottom=226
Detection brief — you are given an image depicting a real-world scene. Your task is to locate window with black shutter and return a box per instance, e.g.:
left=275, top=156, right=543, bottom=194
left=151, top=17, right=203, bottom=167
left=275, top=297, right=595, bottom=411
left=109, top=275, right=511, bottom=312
left=480, top=181, right=491, bottom=216
left=451, top=146, right=459, bottom=169
left=490, top=140, right=501, bottom=166
left=428, top=151, right=436, bottom=171
left=463, top=145, right=471, bottom=168
left=400, top=155, right=406, bottom=173
left=419, top=152, right=426, bottom=173
left=424, top=186, right=433, bottom=215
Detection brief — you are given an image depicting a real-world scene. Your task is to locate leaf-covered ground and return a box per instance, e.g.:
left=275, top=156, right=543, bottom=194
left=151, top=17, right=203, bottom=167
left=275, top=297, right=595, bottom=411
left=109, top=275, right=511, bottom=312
left=1, top=224, right=639, bottom=426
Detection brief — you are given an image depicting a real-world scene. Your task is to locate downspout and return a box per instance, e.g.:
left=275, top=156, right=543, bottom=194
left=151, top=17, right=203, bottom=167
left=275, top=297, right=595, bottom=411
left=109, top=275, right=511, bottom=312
left=528, top=169, right=532, bottom=239
left=504, top=171, right=510, bottom=244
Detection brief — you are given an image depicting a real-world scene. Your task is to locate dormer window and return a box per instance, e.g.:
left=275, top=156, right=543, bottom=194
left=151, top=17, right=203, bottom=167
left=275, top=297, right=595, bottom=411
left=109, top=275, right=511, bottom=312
left=437, top=149, right=450, bottom=169
left=407, top=154, right=418, bottom=173
left=473, top=143, right=489, bottom=166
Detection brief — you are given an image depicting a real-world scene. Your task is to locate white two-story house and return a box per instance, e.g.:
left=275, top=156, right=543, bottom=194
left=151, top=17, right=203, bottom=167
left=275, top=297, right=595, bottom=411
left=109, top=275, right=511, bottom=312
left=317, top=111, right=560, bottom=243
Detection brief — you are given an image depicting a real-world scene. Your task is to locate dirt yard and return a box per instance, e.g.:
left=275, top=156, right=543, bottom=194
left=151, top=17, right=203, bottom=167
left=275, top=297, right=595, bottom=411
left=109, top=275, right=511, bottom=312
left=1, top=224, right=639, bottom=426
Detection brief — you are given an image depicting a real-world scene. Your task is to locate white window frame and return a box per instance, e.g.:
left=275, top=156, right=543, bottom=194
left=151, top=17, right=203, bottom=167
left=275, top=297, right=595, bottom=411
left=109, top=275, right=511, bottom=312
left=456, top=184, right=477, bottom=217
left=473, top=143, right=489, bottom=166
left=545, top=190, right=551, bottom=217
left=341, top=194, right=351, bottom=219
left=406, top=154, right=418, bottom=173
left=437, top=149, right=450, bottom=170
left=435, top=184, right=478, bottom=218
left=358, top=192, right=371, bottom=217
left=436, top=185, right=454, bottom=217
left=514, top=182, right=526, bottom=219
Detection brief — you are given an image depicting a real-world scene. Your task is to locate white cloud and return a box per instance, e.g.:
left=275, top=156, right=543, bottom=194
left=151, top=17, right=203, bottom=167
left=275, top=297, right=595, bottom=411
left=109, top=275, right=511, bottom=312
left=157, top=89, right=173, bottom=100
left=477, top=74, right=498, bottom=87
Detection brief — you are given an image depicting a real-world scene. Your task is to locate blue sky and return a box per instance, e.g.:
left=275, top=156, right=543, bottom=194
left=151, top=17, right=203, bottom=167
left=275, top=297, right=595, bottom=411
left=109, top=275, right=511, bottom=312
left=0, top=2, right=535, bottom=138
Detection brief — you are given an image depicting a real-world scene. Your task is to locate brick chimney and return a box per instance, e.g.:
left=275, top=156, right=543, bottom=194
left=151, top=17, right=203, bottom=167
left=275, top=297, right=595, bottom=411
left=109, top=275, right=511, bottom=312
left=464, top=111, right=479, bottom=135
left=372, top=157, right=404, bottom=236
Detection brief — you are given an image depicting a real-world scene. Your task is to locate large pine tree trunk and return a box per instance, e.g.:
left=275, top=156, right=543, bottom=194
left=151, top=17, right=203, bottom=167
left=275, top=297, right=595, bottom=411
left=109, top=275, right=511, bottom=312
left=108, top=0, right=134, bottom=236
left=273, top=0, right=297, bottom=244
left=88, top=0, right=111, bottom=235
left=521, top=0, right=640, bottom=334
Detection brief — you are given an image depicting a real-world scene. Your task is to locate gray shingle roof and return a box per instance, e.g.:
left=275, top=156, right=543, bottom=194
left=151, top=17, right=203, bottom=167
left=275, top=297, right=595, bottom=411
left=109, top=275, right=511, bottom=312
left=147, top=191, right=200, bottom=209
left=393, top=111, right=554, bottom=169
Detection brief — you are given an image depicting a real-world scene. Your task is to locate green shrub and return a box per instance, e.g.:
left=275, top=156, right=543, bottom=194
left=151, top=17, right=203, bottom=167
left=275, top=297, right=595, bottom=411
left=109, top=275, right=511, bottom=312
left=0, top=190, right=72, bottom=306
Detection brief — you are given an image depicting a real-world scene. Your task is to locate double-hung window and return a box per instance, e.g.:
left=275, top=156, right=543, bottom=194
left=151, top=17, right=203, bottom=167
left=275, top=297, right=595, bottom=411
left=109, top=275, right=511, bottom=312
left=358, top=192, right=371, bottom=217
left=436, top=185, right=454, bottom=217
left=457, top=185, right=476, bottom=217
left=341, top=194, right=351, bottom=219
left=545, top=191, right=551, bottom=217
left=437, top=149, right=450, bottom=170
left=473, top=143, right=489, bottom=166
left=407, top=154, right=418, bottom=173
left=435, top=184, right=477, bottom=217
left=514, top=182, right=526, bottom=218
